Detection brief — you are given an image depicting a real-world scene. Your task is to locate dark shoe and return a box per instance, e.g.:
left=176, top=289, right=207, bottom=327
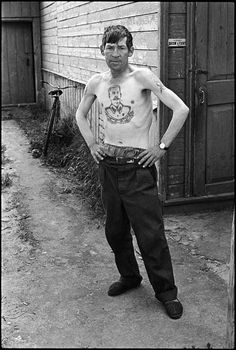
left=108, top=278, right=142, bottom=296
left=163, top=299, right=183, bottom=319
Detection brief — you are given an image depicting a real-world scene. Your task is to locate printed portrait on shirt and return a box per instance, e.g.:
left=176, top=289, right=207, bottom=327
left=105, top=85, right=134, bottom=124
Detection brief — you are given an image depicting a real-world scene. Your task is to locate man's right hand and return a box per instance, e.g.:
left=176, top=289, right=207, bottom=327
left=89, top=143, right=107, bottom=164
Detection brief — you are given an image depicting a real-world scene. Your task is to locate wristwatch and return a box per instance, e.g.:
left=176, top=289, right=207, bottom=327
left=159, top=142, right=169, bottom=151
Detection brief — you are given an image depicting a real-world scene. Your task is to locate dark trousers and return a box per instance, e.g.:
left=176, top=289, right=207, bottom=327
left=99, top=157, right=177, bottom=302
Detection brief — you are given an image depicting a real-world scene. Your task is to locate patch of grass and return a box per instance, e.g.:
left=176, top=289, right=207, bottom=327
left=13, top=105, right=104, bottom=217
left=1, top=144, right=9, bottom=165
left=1, top=144, right=7, bottom=161
left=15, top=105, right=49, bottom=152
left=2, top=144, right=13, bottom=188
left=2, top=173, right=12, bottom=188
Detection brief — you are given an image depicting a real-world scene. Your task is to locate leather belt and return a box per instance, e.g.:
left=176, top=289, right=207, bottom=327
left=104, top=156, right=139, bottom=164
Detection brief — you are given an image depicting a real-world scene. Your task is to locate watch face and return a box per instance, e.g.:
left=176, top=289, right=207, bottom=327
left=160, top=143, right=165, bottom=149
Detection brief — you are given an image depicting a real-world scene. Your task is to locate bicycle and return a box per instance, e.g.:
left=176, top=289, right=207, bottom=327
left=41, top=80, right=78, bottom=156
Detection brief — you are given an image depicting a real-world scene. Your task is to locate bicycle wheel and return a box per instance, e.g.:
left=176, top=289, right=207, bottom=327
left=43, top=106, right=56, bottom=156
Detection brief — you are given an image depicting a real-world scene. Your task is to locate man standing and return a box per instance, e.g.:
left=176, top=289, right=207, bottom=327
left=76, top=25, right=189, bottom=319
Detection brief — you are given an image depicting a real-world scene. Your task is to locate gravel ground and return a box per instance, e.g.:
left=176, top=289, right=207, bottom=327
left=1, top=109, right=234, bottom=348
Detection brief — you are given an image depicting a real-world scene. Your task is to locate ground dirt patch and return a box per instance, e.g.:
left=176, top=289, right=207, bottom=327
left=1, top=108, right=233, bottom=348
left=4, top=105, right=104, bottom=216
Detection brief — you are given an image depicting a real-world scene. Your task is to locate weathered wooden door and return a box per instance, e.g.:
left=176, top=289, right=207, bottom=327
left=2, top=21, right=35, bottom=105
left=193, top=2, right=235, bottom=196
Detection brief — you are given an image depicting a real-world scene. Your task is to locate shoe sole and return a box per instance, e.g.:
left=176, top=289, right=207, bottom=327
left=108, top=283, right=141, bottom=296
left=168, top=312, right=183, bottom=319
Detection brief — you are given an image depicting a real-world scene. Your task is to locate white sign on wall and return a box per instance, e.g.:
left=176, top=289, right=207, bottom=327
left=168, top=39, right=186, bottom=47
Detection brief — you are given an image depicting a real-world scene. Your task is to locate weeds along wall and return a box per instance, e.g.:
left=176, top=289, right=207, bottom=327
left=40, top=1, right=161, bottom=143
left=41, top=70, right=102, bottom=144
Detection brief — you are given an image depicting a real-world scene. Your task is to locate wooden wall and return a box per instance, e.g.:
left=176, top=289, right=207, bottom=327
left=1, top=1, right=39, bottom=18
left=1, top=1, right=42, bottom=105
left=42, top=70, right=101, bottom=144
left=40, top=1, right=161, bottom=83
left=40, top=1, right=161, bottom=165
left=162, top=2, right=188, bottom=200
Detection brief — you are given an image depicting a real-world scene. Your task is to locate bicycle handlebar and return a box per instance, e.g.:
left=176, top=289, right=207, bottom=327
left=41, top=80, right=78, bottom=89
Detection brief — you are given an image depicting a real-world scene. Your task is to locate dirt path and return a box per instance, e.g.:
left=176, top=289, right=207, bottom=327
left=1, top=117, right=233, bottom=348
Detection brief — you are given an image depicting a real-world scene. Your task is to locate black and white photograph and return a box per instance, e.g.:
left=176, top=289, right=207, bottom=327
left=1, top=1, right=234, bottom=348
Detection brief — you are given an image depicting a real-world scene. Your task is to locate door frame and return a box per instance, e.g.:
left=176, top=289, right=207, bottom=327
left=1, top=17, right=42, bottom=107
left=192, top=2, right=235, bottom=197
left=159, top=2, right=195, bottom=201
left=160, top=2, right=234, bottom=206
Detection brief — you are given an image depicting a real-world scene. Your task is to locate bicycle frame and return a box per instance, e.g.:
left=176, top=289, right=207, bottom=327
left=41, top=80, right=78, bottom=156
left=51, top=93, right=61, bottom=133
left=43, top=94, right=61, bottom=156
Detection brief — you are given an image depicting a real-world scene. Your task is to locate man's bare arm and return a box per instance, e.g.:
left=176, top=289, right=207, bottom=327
left=75, top=80, right=106, bottom=164
left=148, top=72, right=189, bottom=147
left=137, top=69, right=189, bottom=167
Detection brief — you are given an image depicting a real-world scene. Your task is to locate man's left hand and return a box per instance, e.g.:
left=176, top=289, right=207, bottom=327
left=137, top=146, right=166, bottom=167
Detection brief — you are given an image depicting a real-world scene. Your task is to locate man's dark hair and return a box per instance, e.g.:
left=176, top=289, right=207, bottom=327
left=101, top=25, right=133, bottom=51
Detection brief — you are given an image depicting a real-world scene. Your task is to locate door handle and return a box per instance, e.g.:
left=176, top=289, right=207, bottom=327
left=195, top=69, right=208, bottom=75
left=188, top=68, right=208, bottom=75
left=199, top=87, right=206, bottom=105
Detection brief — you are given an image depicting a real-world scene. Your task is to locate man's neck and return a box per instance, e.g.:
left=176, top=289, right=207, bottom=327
left=109, top=65, right=131, bottom=79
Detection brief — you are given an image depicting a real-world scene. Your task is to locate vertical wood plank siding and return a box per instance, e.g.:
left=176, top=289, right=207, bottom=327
left=166, top=2, right=187, bottom=200
left=1, top=2, right=41, bottom=105
left=1, top=1, right=39, bottom=18
left=40, top=1, right=160, bottom=146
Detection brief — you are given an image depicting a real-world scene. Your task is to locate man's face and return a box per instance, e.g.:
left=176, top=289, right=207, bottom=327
left=109, top=86, right=121, bottom=107
left=102, top=37, right=134, bottom=72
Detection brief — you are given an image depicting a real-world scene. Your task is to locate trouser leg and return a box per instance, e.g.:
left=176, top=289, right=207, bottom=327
left=122, top=165, right=177, bottom=302
left=99, top=163, right=142, bottom=282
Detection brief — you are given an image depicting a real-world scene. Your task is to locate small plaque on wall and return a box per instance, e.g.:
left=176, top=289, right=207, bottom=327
left=168, top=39, right=186, bottom=47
